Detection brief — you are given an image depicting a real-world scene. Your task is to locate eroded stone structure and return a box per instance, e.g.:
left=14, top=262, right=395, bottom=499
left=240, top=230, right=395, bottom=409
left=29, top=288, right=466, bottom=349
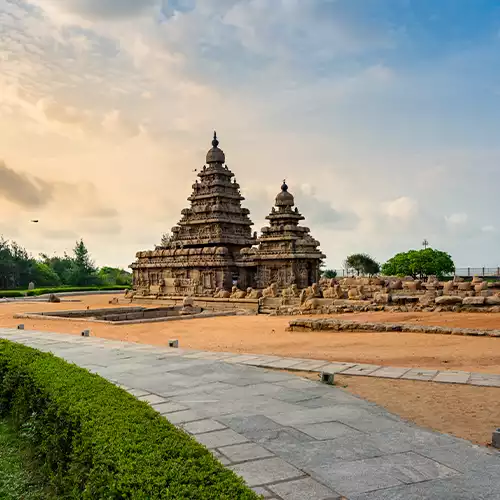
left=130, top=133, right=324, bottom=297
left=239, top=181, right=325, bottom=289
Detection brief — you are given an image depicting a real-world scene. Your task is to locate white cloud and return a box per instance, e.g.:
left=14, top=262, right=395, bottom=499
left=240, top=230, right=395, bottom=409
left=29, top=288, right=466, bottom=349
left=445, top=213, right=468, bottom=226
left=384, top=197, right=419, bottom=221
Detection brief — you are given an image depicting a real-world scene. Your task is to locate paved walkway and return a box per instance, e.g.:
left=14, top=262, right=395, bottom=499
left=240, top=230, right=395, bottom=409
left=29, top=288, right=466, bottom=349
left=1, top=328, right=500, bottom=499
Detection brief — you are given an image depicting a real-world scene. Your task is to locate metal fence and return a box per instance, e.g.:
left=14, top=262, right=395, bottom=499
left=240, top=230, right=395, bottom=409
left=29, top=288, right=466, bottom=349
left=326, top=268, right=500, bottom=278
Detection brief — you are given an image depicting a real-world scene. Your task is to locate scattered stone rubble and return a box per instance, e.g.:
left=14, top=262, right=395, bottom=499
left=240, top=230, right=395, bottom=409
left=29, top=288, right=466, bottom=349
left=287, top=318, right=500, bottom=337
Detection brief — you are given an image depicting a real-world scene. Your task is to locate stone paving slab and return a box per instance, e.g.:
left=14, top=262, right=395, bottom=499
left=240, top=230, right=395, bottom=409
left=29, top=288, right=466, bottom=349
left=400, top=368, right=439, bottom=381
left=1, top=328, right=500, bottom=500
left=433, top=370, right=471, bottom=384
left=340, top=364, right=382, bottom=376
left=368, top=366, right=412, bottom=379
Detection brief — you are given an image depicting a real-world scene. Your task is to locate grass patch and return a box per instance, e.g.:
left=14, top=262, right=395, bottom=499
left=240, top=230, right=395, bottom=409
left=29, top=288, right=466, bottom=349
left=0, top=419, right=51, bottom=499
left=0, top=341, right=259, bottom=499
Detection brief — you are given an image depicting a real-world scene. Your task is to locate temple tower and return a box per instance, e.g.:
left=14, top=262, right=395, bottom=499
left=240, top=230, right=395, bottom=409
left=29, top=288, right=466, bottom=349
left=249, top=181, right=325, bottom=289
left=131, top=132, right=256, bottom=295
left=172, top=131, right=255, bottom=251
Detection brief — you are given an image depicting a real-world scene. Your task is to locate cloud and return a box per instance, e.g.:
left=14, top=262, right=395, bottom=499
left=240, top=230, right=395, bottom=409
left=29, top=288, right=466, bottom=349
left=43, top=229, right=79, bottom=240
left=384, top=197, right=419, bottom=221
left=37, top=98, right=90, bottom=124
left=30, top=0, right=160, bottom=21
left=0, top=160, right=53, bottom=208
left=445, top=212, right=468, bottom=226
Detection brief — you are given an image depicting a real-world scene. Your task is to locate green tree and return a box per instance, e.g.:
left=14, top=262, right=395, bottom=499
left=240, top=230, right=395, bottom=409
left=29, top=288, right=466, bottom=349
left=322, top=269, right=337, bottom=279
left=344, top=253, right=380, bottom=276
left=40, top=253, right=76, bottom=285
left=69, top=239, right=100, bottom=286
left=32, top=262, right=62, bottom=287
left=381, top=248, right=455, bottom=279
left=98, top=267, right=132, bottom=286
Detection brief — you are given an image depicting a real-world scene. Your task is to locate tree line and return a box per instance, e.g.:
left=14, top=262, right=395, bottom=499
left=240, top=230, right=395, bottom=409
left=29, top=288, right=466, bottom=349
left=0, top=237, right=131, bottom=290
left=323, top=247, right=455, bottom=280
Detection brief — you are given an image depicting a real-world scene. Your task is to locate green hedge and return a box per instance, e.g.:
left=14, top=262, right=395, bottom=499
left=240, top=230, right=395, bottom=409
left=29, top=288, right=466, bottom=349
left=0, top=341, right=259, bottom=499
left=0, top=286, right=130, bottom=298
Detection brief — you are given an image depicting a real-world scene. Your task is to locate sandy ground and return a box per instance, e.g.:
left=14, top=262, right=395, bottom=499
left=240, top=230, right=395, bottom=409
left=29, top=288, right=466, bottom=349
left=294, top=371, right=500, bottom=446
left=2, top=294, right=500, bottom=446
left=1, top=295, right=500, bottom=374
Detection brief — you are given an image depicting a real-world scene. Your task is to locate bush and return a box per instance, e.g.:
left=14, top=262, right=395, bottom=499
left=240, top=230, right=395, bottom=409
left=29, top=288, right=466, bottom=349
left=0, top=286, right=130, bottom=298
left=0, top=290, right=25, bottom=298
left=0, top=341, right=258, bottom=499
left=26, top=286, right=131, bottom=296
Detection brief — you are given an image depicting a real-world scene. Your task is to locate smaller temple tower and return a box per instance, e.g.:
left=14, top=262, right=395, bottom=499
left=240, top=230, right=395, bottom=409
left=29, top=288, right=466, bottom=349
left=246, top=181, right=325, bottom=289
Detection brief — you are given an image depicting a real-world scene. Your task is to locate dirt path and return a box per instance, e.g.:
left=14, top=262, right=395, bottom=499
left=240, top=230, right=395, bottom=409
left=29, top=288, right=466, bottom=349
left=2, top=295, right=500, bottom=373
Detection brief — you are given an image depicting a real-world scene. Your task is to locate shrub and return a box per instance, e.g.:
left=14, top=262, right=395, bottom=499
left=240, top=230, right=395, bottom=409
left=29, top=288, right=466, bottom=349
left=0, top=290, right=25, bottom=298
left=0, top=341, right=258, bottom=499
left=0, top=286, right=130, bottom=298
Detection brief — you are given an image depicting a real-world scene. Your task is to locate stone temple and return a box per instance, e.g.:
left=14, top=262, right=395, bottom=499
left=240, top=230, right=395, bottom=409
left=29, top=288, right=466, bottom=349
left=130, top=133, right=325, bottom=297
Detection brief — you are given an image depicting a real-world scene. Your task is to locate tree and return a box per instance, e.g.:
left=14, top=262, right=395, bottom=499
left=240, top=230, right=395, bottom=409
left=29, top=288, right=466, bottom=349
left=322, top=269, right=337, bottom=279
left=39, top=253, right=76, bottom=285
left=32, top=262, right=62, bottom=287
left=98, top=267, right=132, bottom=286
left=69, top=239, right=100, bottom=286
left=381, top=248, right=455, bottom=279
left=344, top=253, right=380, bottom=276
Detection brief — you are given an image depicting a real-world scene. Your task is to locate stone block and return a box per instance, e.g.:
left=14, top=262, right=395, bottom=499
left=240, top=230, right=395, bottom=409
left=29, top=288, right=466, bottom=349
left=152, top=401, right=189, bottom=415
left=435, top=295, right=463, bottom=305
left=462, top=296, right=485, bottom=306
left=219, top=442, right=274, bottom=462
left=296, top=421, right=363, bottom=441
left=269, top=477, right=340, bottom=500
left=340, top=364, right=381, bottom=376
left=126, top=388, right=150, bottom=397
left=181, top=419, right=226, bottom=435
left=433, top=371, right=471, bottom=384
left=195, top=429, right=249, bottom=449
left=137, top=393, right=167, bottom=405
left=368, top=367, right=411, bottom=379
left=401, top=368, right=439, bottom=381
left=229, top=457, right=304, bottom=487
left=163, top=409, right=204, bottom=425
left=493, top=429, right=500, bottom=449
left=320, top=372, right=334, bottom=385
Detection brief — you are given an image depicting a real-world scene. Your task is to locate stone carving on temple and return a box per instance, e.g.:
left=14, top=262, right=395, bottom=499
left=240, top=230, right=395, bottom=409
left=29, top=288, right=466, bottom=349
left=130, top=134, right=326, bottom=298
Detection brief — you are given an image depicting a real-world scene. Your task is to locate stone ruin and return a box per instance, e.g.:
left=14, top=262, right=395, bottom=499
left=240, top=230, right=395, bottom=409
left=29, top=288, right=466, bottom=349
left=261, top=274, right=500, bottom=315
left=129, top=132, right=324, bottom=300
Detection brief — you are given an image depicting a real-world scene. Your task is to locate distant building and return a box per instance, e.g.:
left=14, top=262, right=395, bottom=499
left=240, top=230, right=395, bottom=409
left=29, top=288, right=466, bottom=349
left=130, top=132, right=325, bottom=296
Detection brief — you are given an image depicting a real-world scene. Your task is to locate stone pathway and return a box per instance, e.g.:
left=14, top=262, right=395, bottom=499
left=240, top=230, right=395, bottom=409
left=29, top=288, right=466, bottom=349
left=1, top=328, right=500, bottom=499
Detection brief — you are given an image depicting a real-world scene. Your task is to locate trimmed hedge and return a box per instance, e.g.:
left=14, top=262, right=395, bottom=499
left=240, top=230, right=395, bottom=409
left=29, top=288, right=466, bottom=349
left=0, top=286, right=130, bottom=298
left=0, top=341, right=259, bottom=499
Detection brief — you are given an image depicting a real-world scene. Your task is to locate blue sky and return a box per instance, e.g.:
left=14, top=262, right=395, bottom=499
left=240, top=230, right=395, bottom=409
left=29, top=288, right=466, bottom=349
left=0, top=0, right=499, bottom=269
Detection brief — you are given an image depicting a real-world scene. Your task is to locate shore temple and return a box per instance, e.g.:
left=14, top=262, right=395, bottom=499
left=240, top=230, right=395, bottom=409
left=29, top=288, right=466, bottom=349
left=130, top=132, right=325, bottom=296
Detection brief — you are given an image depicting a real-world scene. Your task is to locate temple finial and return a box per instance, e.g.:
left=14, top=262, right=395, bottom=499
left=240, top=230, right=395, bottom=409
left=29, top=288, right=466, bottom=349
left=281, top=179, right=288, bottom=191
left=212, top=130, right=219, bottom=148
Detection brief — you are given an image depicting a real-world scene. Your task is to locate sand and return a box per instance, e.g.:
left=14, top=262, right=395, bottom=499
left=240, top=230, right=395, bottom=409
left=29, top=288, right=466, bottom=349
left=2, top=295, right=500, bottom=374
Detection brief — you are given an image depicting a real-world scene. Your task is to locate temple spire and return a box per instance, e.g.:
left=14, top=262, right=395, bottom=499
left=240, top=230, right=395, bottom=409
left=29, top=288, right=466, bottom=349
left=212, top=130, right=219, bottom=148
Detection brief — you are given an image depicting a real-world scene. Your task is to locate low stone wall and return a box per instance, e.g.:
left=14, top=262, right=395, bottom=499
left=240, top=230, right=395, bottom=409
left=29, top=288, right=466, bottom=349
left=288, top=318, right=500, bottom=337
left=131, top=296, right=259, bottom=313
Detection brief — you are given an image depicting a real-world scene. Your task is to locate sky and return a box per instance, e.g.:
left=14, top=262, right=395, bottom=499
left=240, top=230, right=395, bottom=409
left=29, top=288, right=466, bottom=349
left=1, top=0, right=500, bottom=270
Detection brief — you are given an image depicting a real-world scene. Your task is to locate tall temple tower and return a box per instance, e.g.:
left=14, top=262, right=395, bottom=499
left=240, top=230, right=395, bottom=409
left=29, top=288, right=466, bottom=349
left=130, top=133, right=256, bottom=295
left=172, top=132, right=255, bottom=252
left=244, top=181, right=325, bottom=289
